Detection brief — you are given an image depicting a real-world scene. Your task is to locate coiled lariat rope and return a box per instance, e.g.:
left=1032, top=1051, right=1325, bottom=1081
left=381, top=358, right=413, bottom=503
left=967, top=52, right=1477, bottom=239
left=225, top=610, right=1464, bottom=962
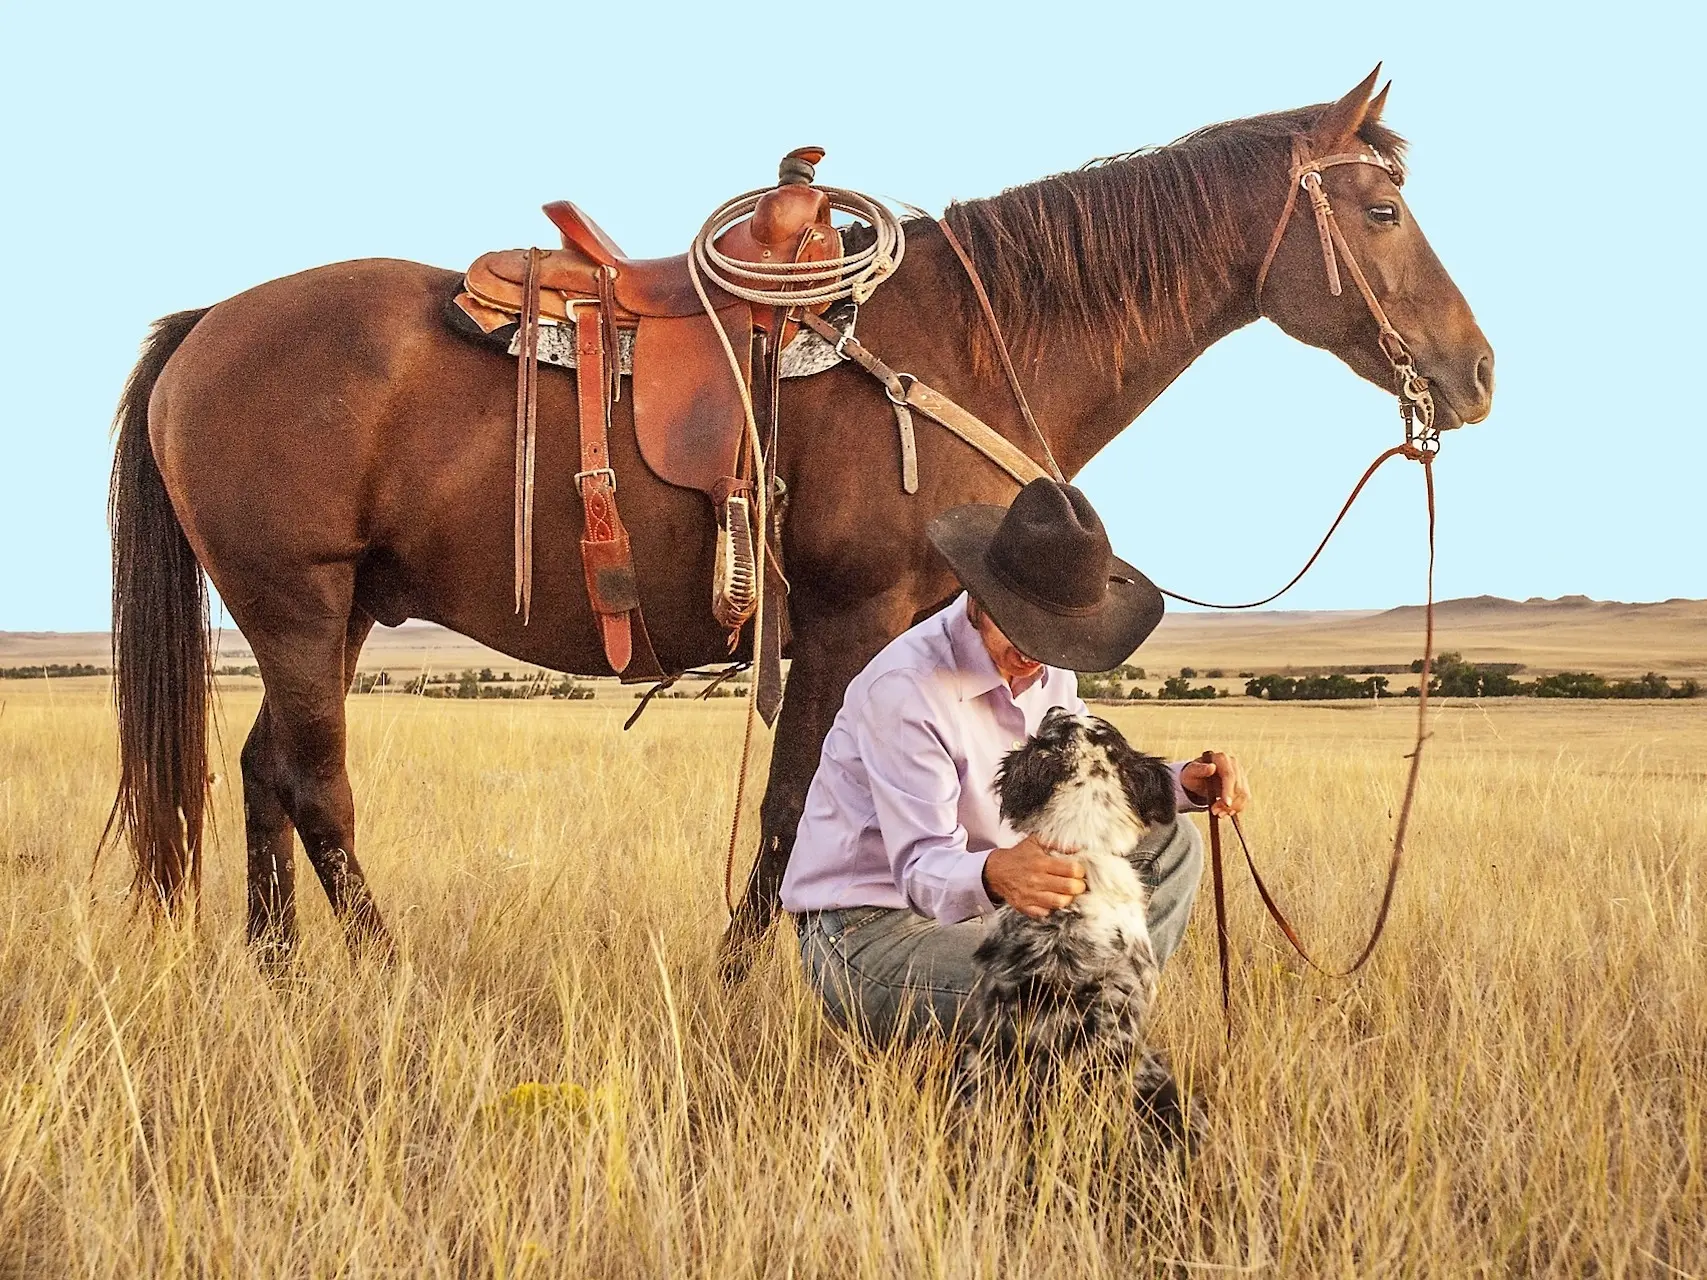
left=692, top=186, right=906, bottom=309
left=685, top=191, right=907, bottom=916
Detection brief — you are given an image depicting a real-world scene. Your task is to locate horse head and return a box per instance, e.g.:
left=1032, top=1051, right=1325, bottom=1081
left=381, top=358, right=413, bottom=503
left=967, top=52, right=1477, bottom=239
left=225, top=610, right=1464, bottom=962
left=1255, top=68, right=1495, bottom=431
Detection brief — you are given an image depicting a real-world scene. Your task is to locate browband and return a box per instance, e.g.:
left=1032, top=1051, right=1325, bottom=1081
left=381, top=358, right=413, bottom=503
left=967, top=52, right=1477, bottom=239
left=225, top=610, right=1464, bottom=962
left=1254, top=146, right=1396, bottom=304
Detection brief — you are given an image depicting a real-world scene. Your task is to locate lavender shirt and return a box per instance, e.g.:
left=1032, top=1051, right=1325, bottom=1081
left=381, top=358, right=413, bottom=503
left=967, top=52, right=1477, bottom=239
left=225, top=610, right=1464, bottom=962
left=781, top=594, right=1197, bottom=924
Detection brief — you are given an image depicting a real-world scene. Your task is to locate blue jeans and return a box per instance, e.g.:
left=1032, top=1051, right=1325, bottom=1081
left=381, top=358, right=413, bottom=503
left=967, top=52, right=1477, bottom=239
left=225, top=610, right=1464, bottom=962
left=795, top=816, right=1204, bottom=1045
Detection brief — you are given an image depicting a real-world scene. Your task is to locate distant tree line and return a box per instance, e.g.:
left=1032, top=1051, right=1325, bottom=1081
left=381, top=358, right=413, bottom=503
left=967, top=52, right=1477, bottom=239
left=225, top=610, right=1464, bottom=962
left=0, top=663, right=108, bottom=679
left=327, top=654, right=1700, bottom=704
left=1074, top=651, right=1703, bottom=704
left=1245, top=673, right=1390, bottom=700
left=1421, top=654, right=1698, bottom=699
left=338, top=665, right=765, bottom=702
left=1079, top=666, right=1229, bottom=701
left=347, top=668, right=597, bottom=699
left=1240, top=654, right=1701, bottom=700
left=638, top=684, right=751, bottom=701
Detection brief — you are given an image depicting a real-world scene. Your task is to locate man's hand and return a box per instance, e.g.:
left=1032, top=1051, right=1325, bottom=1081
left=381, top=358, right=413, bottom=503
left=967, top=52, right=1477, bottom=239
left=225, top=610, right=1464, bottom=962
left=982, top=835, right=1086, bottom=919
left=1180, top=750, right=1251, bottom=816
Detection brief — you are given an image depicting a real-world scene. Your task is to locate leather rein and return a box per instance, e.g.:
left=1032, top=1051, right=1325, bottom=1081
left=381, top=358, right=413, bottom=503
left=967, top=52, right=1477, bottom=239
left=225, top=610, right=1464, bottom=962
left=935, top=142, right=1444, bottom=1033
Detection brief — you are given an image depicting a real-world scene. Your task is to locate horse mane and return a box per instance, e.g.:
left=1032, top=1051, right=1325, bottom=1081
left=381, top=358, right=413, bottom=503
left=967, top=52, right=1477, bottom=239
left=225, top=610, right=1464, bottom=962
left=939, top=105, right=1409, bottom=376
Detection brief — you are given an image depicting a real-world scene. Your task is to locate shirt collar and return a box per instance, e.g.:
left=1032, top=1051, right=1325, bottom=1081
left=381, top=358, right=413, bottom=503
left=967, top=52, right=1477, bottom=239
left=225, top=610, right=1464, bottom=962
left=945, top=592, right=1052, bottom=703
left=945, top=593, right=1006, bottom=703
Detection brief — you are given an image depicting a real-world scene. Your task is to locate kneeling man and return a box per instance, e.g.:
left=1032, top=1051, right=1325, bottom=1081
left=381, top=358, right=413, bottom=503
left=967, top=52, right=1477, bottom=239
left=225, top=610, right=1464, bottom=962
left=782, top=478, right=1250, bottom=1043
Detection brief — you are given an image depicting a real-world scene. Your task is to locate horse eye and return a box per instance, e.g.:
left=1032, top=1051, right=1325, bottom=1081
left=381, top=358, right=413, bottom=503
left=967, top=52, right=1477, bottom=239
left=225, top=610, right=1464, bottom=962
left=1368, top=203, right=1400, bottom=225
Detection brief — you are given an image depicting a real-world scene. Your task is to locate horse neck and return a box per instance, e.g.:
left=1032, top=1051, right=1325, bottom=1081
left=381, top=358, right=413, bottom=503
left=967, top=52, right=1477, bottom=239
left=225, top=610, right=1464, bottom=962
left=902, top=178, right=1282, bottom=478
left=1020, top=262, right=1261, bottom=479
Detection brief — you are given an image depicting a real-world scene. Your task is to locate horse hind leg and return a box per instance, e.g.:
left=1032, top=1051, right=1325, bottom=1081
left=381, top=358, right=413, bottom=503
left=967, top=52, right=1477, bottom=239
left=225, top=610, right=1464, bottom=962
left=242, top=698, right=299, bottom=965
left=245, top=598, right=389, bottom=958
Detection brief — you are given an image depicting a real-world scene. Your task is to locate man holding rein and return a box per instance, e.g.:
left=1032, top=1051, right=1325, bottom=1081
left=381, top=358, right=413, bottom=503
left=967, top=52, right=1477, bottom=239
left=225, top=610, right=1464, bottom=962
left=782, top=478, right=1251, bottom=1042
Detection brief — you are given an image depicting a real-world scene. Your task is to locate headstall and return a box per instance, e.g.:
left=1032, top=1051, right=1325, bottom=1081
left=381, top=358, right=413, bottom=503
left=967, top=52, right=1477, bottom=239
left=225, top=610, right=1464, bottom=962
left=1255, top=144, right=1439, bottom=455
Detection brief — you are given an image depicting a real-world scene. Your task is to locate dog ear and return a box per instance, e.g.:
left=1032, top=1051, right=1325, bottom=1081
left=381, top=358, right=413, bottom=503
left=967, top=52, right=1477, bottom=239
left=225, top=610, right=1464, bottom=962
left=1117, top=749, right=1178, bottom=828
left=996, top=738, right=1066, bottom=829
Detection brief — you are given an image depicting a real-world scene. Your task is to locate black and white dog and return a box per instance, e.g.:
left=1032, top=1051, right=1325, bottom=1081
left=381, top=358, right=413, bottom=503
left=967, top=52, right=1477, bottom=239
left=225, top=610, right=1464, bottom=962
left=963, top=708, right=1199, bottom=1144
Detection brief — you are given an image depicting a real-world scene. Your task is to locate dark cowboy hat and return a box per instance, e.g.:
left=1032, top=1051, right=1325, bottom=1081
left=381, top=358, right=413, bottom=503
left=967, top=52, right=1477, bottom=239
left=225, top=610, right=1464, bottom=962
left=927, top=478, right=1164, bottom=672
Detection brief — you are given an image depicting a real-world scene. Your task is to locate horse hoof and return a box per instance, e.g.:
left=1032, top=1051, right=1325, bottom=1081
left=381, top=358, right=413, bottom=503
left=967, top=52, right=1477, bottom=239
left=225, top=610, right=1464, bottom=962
left=343, top=912, right=397, bottom=968
left=716, top=909, right=776, bottom=987
left=252, top=939, right=298, bottom=983
left=716, top=933, right=760, bottom=988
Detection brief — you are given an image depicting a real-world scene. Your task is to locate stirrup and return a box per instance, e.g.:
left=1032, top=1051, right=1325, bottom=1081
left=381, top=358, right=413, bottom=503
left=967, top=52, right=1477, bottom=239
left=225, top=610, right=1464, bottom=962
left=712, top=494, right=758, bottom=632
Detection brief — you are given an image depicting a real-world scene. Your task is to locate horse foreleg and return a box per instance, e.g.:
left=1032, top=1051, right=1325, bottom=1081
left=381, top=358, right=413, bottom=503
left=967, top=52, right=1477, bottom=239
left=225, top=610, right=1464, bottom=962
left=719, top=595, right=918, bottom=984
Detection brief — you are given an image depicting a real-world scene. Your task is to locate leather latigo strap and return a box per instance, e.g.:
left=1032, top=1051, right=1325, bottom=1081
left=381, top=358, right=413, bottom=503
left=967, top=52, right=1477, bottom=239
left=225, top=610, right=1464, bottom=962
left=571, top=290, right=659, bottom=678
left=514, top=248, right=543, bottom=621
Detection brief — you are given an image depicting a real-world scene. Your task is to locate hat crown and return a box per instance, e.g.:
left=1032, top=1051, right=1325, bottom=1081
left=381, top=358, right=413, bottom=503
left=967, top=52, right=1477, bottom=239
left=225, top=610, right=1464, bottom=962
left=984, top=479, right=1114, bottom=616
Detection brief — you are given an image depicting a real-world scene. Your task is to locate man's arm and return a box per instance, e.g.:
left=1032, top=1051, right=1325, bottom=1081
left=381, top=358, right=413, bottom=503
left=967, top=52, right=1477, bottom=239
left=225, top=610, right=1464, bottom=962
left=853, top=672, right=995, bottom=923
left=1178, top=750, right=1252, bottom=816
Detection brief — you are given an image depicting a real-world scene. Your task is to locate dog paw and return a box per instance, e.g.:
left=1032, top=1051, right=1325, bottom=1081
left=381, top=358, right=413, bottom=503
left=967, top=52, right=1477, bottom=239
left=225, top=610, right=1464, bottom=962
left=1136, top=1077, right=1207, bottom=1156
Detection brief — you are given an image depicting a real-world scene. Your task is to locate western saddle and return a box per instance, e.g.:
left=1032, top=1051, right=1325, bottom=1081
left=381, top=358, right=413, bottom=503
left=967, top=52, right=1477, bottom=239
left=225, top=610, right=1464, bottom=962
left=452, top=147, right=842, bottom=696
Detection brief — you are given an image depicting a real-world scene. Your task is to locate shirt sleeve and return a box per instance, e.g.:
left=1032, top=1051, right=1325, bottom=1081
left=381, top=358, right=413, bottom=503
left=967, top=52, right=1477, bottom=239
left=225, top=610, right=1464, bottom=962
left=1171, top=761, right=1208, bottom=813
left=853, top=671, right=996, bottom=924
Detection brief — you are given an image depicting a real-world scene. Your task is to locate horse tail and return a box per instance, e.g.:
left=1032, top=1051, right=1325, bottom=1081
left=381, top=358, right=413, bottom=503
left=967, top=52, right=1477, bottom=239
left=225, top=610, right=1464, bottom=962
left=100, top=307, right=214, bottom=914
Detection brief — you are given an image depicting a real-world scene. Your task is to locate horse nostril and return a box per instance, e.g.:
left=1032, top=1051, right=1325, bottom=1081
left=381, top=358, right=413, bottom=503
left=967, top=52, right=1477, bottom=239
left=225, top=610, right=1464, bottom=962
left=1474, top=353, right=1495, bottom=402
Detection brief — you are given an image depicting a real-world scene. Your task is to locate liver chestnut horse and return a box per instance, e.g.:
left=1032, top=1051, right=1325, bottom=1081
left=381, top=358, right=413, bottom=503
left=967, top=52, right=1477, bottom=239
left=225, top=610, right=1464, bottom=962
left=105, top=71, right=1492, bottom=977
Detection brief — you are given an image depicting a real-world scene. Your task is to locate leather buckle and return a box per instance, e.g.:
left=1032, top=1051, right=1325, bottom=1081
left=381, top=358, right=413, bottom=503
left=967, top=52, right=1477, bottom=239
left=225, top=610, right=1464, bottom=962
left=830, top=302, right=861, bottom=357
left=575, top=466, right=617, bottom=492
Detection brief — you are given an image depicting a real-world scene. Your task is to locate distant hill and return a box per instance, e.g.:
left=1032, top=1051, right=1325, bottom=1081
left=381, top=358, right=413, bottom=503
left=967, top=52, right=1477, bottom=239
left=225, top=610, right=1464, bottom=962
left=5, top=595, right=1704, bottom=680
left=1137, top=595, right=1707, bottom=678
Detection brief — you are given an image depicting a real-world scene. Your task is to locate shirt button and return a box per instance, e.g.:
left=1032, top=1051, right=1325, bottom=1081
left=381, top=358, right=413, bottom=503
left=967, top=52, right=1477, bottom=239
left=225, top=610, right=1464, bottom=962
left=1012, top=741, right=1023, bottom=749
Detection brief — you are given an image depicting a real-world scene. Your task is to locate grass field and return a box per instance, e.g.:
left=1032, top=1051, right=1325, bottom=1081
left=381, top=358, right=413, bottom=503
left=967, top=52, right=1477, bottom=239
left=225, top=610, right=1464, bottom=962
left=1, top=685, right=1703, bottom=1276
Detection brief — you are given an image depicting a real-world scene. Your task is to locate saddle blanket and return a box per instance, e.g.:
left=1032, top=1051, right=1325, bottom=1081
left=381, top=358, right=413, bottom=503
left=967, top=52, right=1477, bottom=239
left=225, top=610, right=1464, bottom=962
left=494, top=303, right=848, bottom=380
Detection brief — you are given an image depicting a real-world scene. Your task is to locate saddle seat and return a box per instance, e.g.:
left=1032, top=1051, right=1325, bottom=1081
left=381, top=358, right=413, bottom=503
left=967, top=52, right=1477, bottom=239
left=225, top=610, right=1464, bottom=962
left=462, top=152, right=838, bottom=329
left=454, top=148, right=841, bottom=502
left=464, top=242, right=722, bottom=323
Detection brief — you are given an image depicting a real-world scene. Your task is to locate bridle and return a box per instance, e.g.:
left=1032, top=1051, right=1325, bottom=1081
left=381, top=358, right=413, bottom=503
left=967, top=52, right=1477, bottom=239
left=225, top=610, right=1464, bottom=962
left=1254, top=143, right=1439, bottom=454
left=934, top=134, right=1449, bottom=1036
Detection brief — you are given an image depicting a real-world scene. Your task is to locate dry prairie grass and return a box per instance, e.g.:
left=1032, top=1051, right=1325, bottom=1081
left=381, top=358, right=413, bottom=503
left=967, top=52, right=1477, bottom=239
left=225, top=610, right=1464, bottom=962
left=0, top=687, right=1702, bottom=1277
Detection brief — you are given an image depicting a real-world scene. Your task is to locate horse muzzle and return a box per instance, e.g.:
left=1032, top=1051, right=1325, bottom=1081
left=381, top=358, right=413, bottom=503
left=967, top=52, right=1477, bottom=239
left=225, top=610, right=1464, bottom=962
left=1420, top=339, right=1495, bottom=431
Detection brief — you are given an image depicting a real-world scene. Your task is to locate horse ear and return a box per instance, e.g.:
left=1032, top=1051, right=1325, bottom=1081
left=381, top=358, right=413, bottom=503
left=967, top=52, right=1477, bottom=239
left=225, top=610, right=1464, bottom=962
left=1310, top=65, right=1382, bottom=153
left=1367, top=80, right=1392, bottom=125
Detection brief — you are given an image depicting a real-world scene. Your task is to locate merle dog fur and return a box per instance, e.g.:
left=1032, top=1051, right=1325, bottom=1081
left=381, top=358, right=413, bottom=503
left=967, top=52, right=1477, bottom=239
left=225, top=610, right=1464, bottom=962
left=962, top=708, right=1199, bottom=1144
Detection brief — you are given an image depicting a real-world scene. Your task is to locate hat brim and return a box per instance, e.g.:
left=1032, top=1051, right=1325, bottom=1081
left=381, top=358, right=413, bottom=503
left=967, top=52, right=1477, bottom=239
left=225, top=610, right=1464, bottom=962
left=926, top=504, right=1165, bottom=672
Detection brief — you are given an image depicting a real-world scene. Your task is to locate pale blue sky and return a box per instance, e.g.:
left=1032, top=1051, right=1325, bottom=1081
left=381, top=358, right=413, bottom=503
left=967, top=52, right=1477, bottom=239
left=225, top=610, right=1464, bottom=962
left=1, top=1, right=1700, bottom=630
